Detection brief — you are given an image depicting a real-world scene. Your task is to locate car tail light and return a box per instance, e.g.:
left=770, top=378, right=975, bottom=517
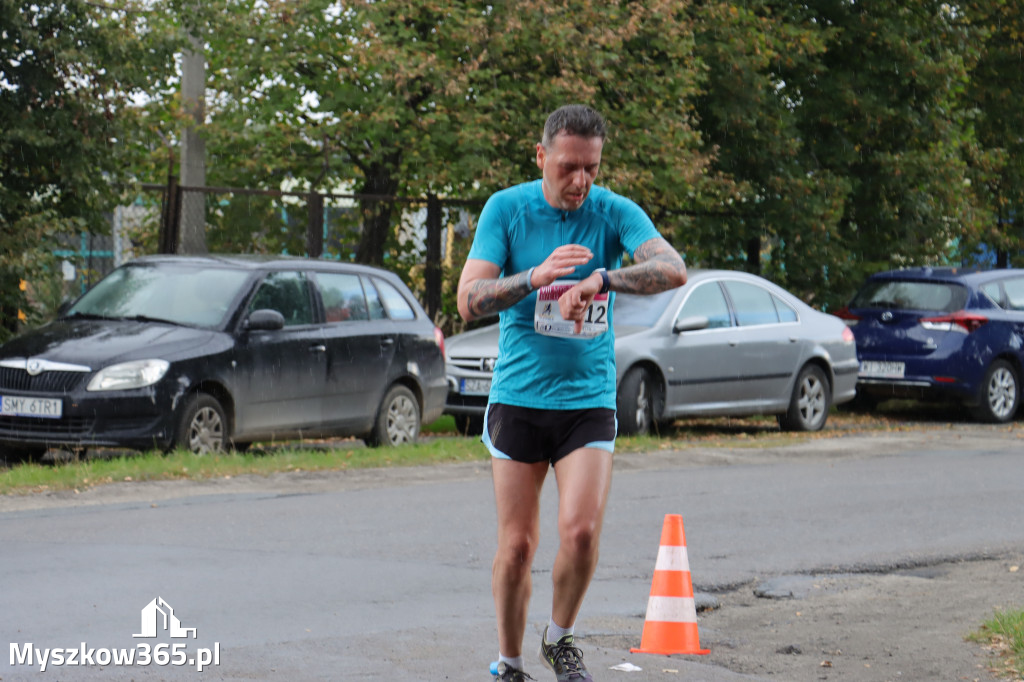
left=919, top=311, right=988, bottom=334
left=842, top=326, right=855, bottom=343
left=834, top=306, right=860, bottom=326
left=433, top=326, right=446, bottom=356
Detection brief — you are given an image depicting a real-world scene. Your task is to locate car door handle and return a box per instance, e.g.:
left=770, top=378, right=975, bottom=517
left=728, top=339, right=739, bottom=346
left=309, top=344, right=327, bottom=353
left=380, top=337, right=395, bottom=347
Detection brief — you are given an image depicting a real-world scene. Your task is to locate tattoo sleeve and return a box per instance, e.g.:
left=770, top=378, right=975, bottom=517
left=608, top=238, right=687, bottom=295
left=465, top=269, right=533, bottom=318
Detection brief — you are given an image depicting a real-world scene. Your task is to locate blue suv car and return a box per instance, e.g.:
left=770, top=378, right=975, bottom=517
left=838, top=266, right=1024, bottom=423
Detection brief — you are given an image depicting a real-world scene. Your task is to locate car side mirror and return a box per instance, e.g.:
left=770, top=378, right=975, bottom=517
left=672, top=315, right=710, bottom=333
left=245, top=309, right=286, bottom=331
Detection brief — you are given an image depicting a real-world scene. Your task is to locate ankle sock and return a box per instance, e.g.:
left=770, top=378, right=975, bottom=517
left=545, top=620, right=573, bottom=644
left=498, top=654, right=524, bottom=671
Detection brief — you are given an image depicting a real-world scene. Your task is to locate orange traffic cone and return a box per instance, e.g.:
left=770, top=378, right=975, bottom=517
left=631, top=514, right=710, bottom=655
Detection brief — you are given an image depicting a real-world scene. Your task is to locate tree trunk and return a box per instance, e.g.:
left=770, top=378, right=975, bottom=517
left=355, top=159, right=400, bottom=265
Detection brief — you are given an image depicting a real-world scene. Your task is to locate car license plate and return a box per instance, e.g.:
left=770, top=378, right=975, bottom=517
left=859, top=361, right=905, bottom=379
left=459, top=378, right=491, bottom=396
left=0, top=394, right=63, bottom=419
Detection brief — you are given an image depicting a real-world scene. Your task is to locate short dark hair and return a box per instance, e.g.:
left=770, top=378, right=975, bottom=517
left=542, top=105, right=607, bottom=148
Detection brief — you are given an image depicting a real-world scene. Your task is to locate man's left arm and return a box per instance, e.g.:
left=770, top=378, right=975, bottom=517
left=607, top=236, right=687, bottom=294
left=557, top=237, right=686, bottom=331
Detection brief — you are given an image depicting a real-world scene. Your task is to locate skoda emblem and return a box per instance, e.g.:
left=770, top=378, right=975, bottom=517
left=26, top=359, right=44, bottom=376
left=880, top=311, right=894, bottom=322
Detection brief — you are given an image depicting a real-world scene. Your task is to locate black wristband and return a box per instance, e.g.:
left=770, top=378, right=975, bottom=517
left=596, top=268, right=610, bottom=294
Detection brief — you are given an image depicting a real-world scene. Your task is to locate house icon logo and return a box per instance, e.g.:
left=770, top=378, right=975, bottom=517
left=133, top=597, right=197, bottom=639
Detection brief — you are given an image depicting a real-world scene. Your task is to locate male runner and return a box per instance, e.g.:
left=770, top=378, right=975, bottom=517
left=457, top=104, right=687, bottom=682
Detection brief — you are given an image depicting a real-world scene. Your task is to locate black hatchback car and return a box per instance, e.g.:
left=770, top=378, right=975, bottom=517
left=838, top=266, right=1024, bottom=423
left=0, top=255, right=447, bottom=458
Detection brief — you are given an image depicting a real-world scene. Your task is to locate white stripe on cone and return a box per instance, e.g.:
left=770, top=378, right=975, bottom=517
left=644, top=595, right=698, bottom=623
left=654, top=545, right=690, bottom=572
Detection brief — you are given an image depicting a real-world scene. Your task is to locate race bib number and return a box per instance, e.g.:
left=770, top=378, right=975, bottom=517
left=534, top=281, right=609, bottom=339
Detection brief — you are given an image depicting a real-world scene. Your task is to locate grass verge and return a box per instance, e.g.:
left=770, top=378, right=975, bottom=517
left=968, top=607, right=1024, bottom=679
left=0, top=426, right=490, bottom=496
left=0, top=407, right=962, bottom=497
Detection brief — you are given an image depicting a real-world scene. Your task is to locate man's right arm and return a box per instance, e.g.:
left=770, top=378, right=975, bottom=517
left=457, top=259, right=530, bottom=322
left=457, top=245, right=596, bottom=322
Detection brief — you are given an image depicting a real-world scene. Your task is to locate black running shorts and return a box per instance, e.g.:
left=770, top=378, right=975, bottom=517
left=483, top=403, right=616, bottom=465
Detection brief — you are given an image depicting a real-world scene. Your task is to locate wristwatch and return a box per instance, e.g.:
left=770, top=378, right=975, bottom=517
left=595, top=268, right=610, bottom=294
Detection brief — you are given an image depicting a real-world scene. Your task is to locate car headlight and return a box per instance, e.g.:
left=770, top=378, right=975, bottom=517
left=87, top=359, right=170, bottom=391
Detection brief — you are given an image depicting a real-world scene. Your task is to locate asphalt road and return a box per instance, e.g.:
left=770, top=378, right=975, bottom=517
left=2, top=421, right=1023, bottom=681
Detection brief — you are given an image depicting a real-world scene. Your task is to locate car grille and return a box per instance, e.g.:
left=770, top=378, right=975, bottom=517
left=0, top=368, right=86, bottom=394
left=0, top=415, right=95, bottom=437
left=448, top=356, right=494, bottom=373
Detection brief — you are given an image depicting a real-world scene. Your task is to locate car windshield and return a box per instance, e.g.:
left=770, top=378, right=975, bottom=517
left=613, top=289, right=676, bottom=327
left=67, top=263, right=252, bottom=328
left=850, top=279, right=968, bottom=313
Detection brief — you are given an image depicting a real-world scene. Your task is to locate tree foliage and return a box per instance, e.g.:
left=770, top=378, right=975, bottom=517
left=3, top=0, right=1023, bottom=332
left=143, top=0, right=716, bottom=266
left=0, top=0, right=179, bottom=339
left=960, top=0, right=1024, bottom=266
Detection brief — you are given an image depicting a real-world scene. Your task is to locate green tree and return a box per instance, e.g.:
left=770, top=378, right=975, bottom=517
left=960, top=0, right=1024, bottom=266
left=690, top=1, right=848, bottom=307
left=137, top=1, right=718, bottom=267
left=0, top=0, right=179, bottom=339
left=793, top=1, right=982, bottom=307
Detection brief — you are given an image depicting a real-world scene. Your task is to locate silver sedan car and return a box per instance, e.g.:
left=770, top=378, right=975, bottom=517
left=444, top=269, right=859, bottom=435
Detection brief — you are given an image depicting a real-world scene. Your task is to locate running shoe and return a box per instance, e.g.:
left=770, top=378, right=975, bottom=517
left=493, top=661, right=535, bottom=681
left=538, top=628, right=594, bottom=681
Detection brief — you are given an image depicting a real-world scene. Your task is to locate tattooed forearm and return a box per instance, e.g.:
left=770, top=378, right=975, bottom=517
left=465, top=269, right=533, bottom=318
left=608, top=238, right=687, bottom=295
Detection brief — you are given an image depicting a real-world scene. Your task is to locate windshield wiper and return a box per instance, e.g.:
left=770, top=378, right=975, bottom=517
left=127, top=314, right=181, bottom=326
left=64, top=311, right=119, bottom=321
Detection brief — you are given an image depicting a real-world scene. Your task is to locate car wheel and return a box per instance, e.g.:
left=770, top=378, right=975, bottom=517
left=971, top=359, right=1019, bottom=423
left=176, top=393, right=229, bottom=455
left=617, top=366, right=655, bottom=436
left=365, top=385, right=420, bottom=447
left=779, top=364, right=830, bottom=432
left=454, top=414, right=484, bottom=436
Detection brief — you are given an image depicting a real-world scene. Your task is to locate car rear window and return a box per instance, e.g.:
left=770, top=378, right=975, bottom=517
left=373, top=278, right=416, bottom=320
left=850, top=279, right=968, bottom=312
left=982, top=277, right=1024, bottom=311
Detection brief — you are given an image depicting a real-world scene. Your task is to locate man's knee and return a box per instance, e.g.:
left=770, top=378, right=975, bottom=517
left=559, top=516, right=600, bottom=558
left=497, top=532, right=539, bottom=569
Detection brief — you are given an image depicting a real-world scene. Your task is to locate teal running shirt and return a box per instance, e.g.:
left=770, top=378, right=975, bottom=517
left=467, top=179, right=662, bottom=410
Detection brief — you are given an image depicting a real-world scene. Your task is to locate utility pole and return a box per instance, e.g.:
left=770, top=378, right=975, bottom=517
left=179, top=27, right=207, bottom=254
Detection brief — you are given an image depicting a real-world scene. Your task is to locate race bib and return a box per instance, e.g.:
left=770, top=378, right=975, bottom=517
left=534, top=281, right=609, bottom=339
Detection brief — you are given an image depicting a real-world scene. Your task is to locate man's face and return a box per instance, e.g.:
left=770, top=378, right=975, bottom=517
left=536, top=133, right=603, bottom=211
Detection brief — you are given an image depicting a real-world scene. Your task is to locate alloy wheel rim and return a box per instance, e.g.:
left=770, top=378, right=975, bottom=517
left=798, top=375, right=826, bottom=426
left=386, top=395, right=418, bottom=444
left=635, top=379, right=650, bottom=432
left=189, top=406, right=224, bottom=455
left=988, top=367, right=1017, bottom=419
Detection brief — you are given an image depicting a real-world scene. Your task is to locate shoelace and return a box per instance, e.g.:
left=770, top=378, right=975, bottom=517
left=550, top=640, right=587, bottom=676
